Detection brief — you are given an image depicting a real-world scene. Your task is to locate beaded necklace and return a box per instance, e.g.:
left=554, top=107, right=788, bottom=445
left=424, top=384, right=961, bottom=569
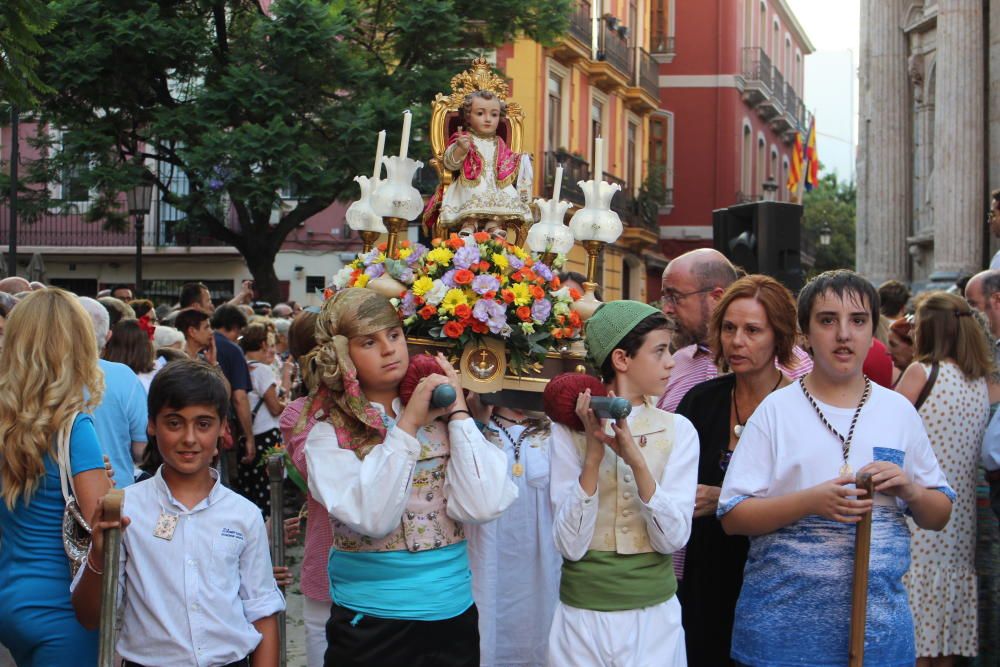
left=490, top=414, right=529, bottom=477
left=798, top=376, right=871, bottom=476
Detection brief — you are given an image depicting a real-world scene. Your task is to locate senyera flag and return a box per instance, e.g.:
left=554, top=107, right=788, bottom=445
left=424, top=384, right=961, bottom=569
left=804, top=118, right=819, bottom=191
left=787, top=131, right=804, bottom=194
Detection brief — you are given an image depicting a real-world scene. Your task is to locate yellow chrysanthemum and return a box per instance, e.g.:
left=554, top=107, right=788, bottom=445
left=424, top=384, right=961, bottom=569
left=511, top=282, right=533, bottom=306
left=426, top=247, right=454, bottom=266
left=491, top=253, right=509, bottom=271
left=355, top=274, right=371, bottom=288
left=440, top=288, right=468, bottom=315
left=397, top=247, right=413, bottom=260
left=509, top=245, right=528, bottom=260
left=411, top=276, right=434, bottom=297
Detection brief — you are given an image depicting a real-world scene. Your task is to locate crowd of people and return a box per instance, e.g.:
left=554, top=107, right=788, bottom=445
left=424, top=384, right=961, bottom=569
left=0, top=251, right=998, bottom=667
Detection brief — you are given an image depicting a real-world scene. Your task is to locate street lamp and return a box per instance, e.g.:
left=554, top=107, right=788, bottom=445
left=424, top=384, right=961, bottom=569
left=819, top=222, right=833, bottom=247
left=126, top=179, right=154, bottom=297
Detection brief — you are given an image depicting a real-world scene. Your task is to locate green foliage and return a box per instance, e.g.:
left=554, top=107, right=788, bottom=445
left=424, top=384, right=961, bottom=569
left=801, top=171, right=856, bottom=277
left=635, top=165, right=667, bottom=227
left=0, top=0, right=56, bottom=107
left=20, top=0, right=571, bottom=301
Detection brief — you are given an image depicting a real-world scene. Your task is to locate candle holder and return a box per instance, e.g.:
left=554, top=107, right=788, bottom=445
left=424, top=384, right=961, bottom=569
left=526, top=196, right=574, bottom=266
left=371, top=155, right=424, bottom=257
left=568, top=176, right=623, bottom=321
left=345, top=175, right=388, bottom=253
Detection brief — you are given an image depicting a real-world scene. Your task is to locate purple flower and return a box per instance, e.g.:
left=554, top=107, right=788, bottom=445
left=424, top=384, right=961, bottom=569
left=400, top=292, right=418, bottom=317
left=471, top=274, right=500, bottom=296
left=396, top=267, right=414, bottom=283
left=533, top=262, right=553, bottom=281
left=473, top=299, right=507, bottom=334
left=507, top=254, right=524, bottom=270
left=364, top=264, right=385, bottom=279
left=453, top=245, right=482, bottom=270
left=441, top=269, right=457, bottom=287
left=531, top=299, right=552, bottom=323
left=406, top=243, right=428, bottom=265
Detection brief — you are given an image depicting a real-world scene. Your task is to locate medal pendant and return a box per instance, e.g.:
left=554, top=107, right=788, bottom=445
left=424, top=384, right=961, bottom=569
left=639, top=435, right=648, bottom=447
left=733, top=424, right=744, bottom=439
left=153, top=512, right=178, bottom=541
left=512, top=462, right=524, bottom=477
left=839, top=463, right=853, bottom=477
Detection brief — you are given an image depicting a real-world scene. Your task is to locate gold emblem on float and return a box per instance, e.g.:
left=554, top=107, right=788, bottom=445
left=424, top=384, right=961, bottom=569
left=460, top=337, right=507, bottom=393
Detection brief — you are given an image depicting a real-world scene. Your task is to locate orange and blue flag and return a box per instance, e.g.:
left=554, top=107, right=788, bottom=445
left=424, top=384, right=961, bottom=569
left=787, top=132, right=803, bottom=194
left=804, top=118, right=819, bottom=191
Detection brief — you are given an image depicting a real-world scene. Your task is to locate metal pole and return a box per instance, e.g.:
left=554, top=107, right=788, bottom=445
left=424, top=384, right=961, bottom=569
left=267, top=454, right=286, bottom=667
left=8, top=106, right=19, bottom=276
left=99, top=489, right=125, bottom=667
left=135, top=214, right=144, bottom=297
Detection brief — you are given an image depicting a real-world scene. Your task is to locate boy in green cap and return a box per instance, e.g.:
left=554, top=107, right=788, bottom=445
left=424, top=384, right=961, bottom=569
left=548, top=300, right=699, bottom=666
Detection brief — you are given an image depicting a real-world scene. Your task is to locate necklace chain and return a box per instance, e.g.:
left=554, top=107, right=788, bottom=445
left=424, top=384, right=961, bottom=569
left=798, top=377, right=871, bottom=469
left=732, top=370, right=784, bottom=431
left=490, top=416, right=529, bottom=466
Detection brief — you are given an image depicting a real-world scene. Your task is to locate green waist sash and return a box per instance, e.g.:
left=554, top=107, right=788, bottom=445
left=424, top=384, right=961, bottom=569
left=559, top=550, right=676, bottom=612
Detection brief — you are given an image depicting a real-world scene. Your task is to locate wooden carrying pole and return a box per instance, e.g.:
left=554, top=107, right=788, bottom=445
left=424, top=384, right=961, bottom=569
left=848, top=472, right=875, bottom=667
left=99, top=489, right=125, bottom=667
left=267, top=454, right=287, bottom=667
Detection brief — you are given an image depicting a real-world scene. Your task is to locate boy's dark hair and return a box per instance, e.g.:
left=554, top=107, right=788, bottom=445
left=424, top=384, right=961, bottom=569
left=211, top=304, right=248, bottom=332
left=877, top=280, right=910, bottom=317
left=797, top=270, right=880, bottom=335
left=174, top=308, right=209, bottom=338
left=179, top=282, right=208, bottom=308
left=598, top=312, right=673, bottom=383
left=148, top=359, right=231, bottom=422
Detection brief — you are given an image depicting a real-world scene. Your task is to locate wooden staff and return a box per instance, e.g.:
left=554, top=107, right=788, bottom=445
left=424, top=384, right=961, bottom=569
left=267, top=454, right=287, bottom=667
left=99, top=489, right=124, bottom=667
left=848, top=472, right=875, bottom=667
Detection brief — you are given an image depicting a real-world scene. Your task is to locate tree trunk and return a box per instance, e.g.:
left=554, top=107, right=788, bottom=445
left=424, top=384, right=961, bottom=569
left=242, top=239, right=283, bottom=306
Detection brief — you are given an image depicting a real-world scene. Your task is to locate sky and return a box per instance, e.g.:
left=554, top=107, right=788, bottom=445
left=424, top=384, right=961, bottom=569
left=786, top=0, right=861, bottom=183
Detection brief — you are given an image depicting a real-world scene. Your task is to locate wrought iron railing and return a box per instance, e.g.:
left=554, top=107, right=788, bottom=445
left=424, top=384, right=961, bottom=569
left=652, top=34, right=675, bottom=55
left=636, top=47, right=659, bottom=98
left=569, top=1, right=592, bottom=46
left=741, top=47, right=772, bottom=90
left=597, top=23, right=631, bottom=77
left=772, top=68, right=785, bottom=108
left=544, top=150, right=589, bottom=206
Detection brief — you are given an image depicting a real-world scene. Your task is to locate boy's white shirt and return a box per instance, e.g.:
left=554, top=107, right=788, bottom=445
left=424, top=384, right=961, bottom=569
left=548, top=408, right=700, bottom=561
left=72, top=466, right=285, bottom=667
left=718, top=381, right=953, bottom=516
left=306, top=397, right=518, bottom=539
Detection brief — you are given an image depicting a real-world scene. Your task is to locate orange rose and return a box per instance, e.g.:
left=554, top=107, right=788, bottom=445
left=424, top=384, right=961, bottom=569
left=569, top=311, right=583, bottom=328
left=414, top=295, right=425, bottom=306
left=484, top=290, right=497, bottom=300
left=474, top=231, right=490, bottom=243
left=511, top=270, right=524, bottom=283
left=443, top=321, right=466, bottom=338
left=562, top=327, right=574, bottom=338
left=471, top=320, right=489, bottom=334
left=478, top=261, right=490, bottom=272
left=419, top=305, right=437, bottom=320
left=568, top=288, right=581, bottom=301
left=454, top=269, right=474, bottom=285
left=401, top=240, right=411, bottom=248
left=557, top=315, right=566, bottom=325
left=551, top=327, right=564, bottom=339
left=447, top=234, right=465, bottom=250
left=431, top=237, right=442, bottom=247
left=454, top=303, right=472, bottom=319
left=530, top=285, right=545, bottom=300
left=501, top=289, right=515, bottom=304
left=550, top=276, right=561, bottom=289
left=516, top=306, right=532, bottom=321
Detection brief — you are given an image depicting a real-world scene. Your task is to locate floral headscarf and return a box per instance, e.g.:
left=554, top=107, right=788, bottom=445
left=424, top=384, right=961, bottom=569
left=294, top=288, right=404, bottom=459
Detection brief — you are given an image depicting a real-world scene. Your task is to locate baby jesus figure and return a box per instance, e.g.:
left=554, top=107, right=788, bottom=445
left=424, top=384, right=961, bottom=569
left=422, top=90, right=534, bottom=232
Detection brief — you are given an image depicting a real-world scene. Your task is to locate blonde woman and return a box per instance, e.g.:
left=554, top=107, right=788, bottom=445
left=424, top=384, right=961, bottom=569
left=896, top=291, right=993, bottom=666
left=0, top=289, right=110, bottom=666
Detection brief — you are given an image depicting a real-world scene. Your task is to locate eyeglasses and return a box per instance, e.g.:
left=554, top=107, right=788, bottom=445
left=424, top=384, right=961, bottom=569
left=661, top=287, right=713, bottom=306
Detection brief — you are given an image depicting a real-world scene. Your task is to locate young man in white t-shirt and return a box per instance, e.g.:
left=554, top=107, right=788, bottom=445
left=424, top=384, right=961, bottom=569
left=718, top=269, right=953, bottom=667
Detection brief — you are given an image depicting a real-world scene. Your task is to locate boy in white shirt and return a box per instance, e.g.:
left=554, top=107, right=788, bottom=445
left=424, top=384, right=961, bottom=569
left=719, top=270, right=953, bottom=666
left=73, top=359, right=285, bottom=667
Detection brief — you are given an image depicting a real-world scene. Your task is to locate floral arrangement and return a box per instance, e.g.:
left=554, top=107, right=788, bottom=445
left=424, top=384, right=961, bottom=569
left=332, top=232, right=584, bottom=372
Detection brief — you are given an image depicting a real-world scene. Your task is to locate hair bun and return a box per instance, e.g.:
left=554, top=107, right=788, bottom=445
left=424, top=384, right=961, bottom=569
left=543, top=373, right=607, bottom=431
left=399, top=354, right=444, bottom=405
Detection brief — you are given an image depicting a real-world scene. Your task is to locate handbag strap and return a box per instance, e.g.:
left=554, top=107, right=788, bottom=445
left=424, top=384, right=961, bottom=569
left=248, top=361, right=267, bottom=420
left=56, top=411, right=81, bottom=504
left=914, top=362, right=940, bottom=411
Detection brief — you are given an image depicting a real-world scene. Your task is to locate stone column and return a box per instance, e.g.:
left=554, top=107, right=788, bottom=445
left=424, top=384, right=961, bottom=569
left=856, top=0, right=910, bottom=285
left=933, top=0, right=985, bottom=276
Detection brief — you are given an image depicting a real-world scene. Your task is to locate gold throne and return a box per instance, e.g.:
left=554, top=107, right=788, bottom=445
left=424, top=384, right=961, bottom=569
left=428, top=57, right=529, bottom=245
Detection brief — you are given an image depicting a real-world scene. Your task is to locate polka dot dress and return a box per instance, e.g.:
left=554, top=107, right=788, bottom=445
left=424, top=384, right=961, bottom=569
left=237, top=427, right=281, bottom=519
left=903, top=361, right=989, bottom=658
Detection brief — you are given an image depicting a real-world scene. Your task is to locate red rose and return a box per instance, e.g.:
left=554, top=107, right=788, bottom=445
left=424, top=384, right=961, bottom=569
left=501, top=289, right=515, bottom=304
left=478, top=261, right=490, bottom=272
left=568, top=288, right=581, bottom=301
left=474, top=231, right=490, bottom=243
left=454, top=269, right=474, bottom=285
left=419, top=305, right=437, bottom=320
left=447, top=235, right=465, bottom=250
left=443, top=321, right=466, bottom=338
left=530, top=285, right=545, bottom=300
left=516, top=306, right=532, bottom=321
left=550, top=276, right=562, bottom=289
left=471, top=320, right=489, bottom=334
left=454, top=303, right=472, bottom=319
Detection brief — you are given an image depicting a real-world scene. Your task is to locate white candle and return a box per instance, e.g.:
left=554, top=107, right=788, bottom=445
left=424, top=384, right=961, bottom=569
left=373, top=130, right=386, bottom=179
left=399, top=110, right=412, bottom=161
left=592, top=137, right=603, bottom=201
left=552, top=164, right=563, bottom=203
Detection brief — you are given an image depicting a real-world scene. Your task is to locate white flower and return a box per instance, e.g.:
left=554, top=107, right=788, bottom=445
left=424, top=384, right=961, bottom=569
left=500, top=324, right=513, bottom=339
left=550, top=286, right=571, bottom=301
left=332, top=266, right=354, bottom=289
left=425, top=279, right=449, bottom=306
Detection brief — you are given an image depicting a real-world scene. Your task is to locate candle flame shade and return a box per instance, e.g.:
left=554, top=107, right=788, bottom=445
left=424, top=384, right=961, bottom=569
left=527, top=198, right=575, bottom=256
left=371, top=156, right=425, bottom=221
left=345, top=176, right=388, bottom=233
left=569, top=179, right=623, bottom=244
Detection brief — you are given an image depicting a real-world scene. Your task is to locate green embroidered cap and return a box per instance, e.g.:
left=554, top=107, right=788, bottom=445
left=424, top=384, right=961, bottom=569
left=584, top=300, right=662, bottom=368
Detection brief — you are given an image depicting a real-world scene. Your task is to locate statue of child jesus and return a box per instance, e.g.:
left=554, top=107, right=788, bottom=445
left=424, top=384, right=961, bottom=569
left=422, top=90, right=534, bottom=232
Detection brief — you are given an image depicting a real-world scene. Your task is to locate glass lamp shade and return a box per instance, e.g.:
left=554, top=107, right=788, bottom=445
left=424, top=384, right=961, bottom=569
left=533, top=197, right=572, bottom=227
left=568, top=206, right=623, bottom=244
left=345, top=176, right=388, bottom=233
left=371, top=156, right=425, bottom=221
left=126, top=180, right=154, bottom=216
left=527, top=222, right=575, bottom=255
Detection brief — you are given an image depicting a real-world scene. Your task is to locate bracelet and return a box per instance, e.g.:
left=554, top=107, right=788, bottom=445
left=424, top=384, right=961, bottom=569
left=446, top=409, right=473, bottom=421
left=86, top=551, right=104, bottom=576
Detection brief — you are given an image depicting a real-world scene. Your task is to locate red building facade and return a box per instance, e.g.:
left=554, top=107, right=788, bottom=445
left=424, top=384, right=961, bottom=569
left=655, top=0, right=813, bottom=258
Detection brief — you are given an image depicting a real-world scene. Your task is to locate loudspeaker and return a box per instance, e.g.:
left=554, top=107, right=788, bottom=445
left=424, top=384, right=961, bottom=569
left=712, top=201, right=804, bottom=292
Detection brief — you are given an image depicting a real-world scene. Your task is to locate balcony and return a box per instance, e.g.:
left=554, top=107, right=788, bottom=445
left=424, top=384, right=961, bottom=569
left=0, top=204, right=226, bottom=250
left=544, top=150, right=589, bottom=207
left=591, top=22, right=631, bottom=92
left=552, top=1, right=593, bottom=64
left=769, top=74, right=792, bottom=134
left=623, top=47, right=660, bottom=112
left=740, top=47, right=773, bottom=107
left=651, top=34, right=675, bottom=59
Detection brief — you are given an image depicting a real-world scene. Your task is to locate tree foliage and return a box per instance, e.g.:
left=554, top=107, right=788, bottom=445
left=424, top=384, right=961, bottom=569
left=801, top=171, right=856, bottom=277
left=0, top=0, right=55, bottom=107
left=20, top=0, right=571, bottom=301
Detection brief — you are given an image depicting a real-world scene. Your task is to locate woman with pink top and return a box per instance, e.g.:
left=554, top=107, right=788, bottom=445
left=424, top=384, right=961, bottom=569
left=279, top=310, right=329, bottom=667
